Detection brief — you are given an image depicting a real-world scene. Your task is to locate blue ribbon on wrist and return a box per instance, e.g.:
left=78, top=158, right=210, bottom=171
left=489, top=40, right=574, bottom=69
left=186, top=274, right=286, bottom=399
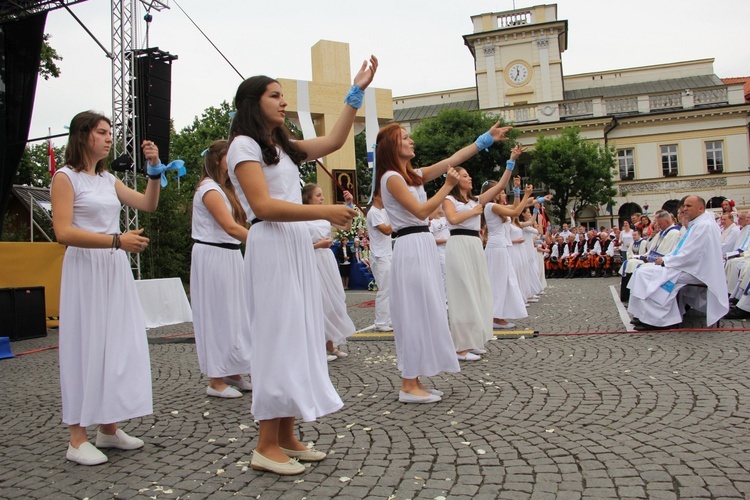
left=536, top=196, right=547, bottom=204
left=506, top=159, right=516, bottom=171
left=512, top=187, right=521, bottom=197
left=147, top=160, right=186, bottom=187
left=474, top=131, right=493, bottom=152
left=344, top=85, right=364, bottom=109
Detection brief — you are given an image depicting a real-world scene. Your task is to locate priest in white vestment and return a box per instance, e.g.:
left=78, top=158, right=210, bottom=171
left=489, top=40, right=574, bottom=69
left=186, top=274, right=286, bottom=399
left=628, top=196, right=729, bottom=329
left=724, top=212, right=750, bottom=298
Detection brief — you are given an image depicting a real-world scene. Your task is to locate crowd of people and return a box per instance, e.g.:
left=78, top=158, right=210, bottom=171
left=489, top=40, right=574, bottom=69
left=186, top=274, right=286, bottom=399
left=49, top=57, right=740, bottom=477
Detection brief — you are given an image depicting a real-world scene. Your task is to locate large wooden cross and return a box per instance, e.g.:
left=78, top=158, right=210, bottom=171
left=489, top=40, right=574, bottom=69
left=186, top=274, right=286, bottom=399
left=279, top=40, right=392, bottom=205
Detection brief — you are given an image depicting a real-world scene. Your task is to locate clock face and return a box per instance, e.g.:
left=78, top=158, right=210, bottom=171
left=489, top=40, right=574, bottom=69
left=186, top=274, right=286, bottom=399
left=507, top=62, right=531, bottom=86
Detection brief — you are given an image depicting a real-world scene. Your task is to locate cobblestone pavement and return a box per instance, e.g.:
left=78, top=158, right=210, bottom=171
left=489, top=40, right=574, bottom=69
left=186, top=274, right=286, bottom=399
left=2, top=277, right=750, bottom=499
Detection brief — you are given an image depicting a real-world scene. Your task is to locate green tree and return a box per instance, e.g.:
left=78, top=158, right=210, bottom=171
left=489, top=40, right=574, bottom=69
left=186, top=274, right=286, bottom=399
left=528, top=127, right=617, bottom=225
left=14, top=142, right=62, bottom=187
left=410, top=109, right=516, bottom=195
left=139, top=103, right=234, bottom=282
left=39, top=33, right=62, bottom=80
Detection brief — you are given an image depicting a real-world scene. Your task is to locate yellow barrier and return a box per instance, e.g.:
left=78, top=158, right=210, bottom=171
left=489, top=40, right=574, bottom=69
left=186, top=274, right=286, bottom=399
left=0, top=242, right=65, bottom=327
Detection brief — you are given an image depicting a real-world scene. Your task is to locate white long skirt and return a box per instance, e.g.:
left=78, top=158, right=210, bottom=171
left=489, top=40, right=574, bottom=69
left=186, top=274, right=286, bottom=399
left=245, top=221, right=343, bottom=422
left=486, top=245, right=528, bottom=320
left=509, top=243, right=534, bottom=299
left=190, top=243, right=252, bottom=378
left=522, top=240, right=543, bottom=295
left=391, top=232, right=460, bottom=379
left=59, top=247, right=152, bottom=427
left=445, top=235, right=493, bottom=351
left=315, top=248, right=355, bottom=346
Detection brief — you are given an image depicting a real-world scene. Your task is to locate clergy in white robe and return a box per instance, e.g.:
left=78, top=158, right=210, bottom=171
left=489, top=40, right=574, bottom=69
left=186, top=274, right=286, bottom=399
left=719, top=213, right=740, bottom=255
left=724, top=212, right=750, bottom=297
left=621, top=210, right=681, bottom=276
left=628, top=197, right=729, bottom=328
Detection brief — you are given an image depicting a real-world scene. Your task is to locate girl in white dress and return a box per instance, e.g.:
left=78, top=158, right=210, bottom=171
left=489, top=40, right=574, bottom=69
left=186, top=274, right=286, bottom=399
left=482, top=183, right=534, bottom=328
left=227, top=58, right=376, bottom=476
left=301, top=183, right=356, bottom=360
left=191, top=140, right=252, bottom=399
left=374, top=121, right=511, bottom=404
left=443, top=163, right=513, bottom=361
left=51, top=111, right=161, bottom=466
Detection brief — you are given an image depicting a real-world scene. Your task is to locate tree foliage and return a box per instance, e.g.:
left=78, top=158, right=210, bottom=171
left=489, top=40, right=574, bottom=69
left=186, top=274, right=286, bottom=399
left=39, top=33, right=62, bottom=80
left=528, top=127, right=617, bottom=225
left=410, top=109, right=516, bottom=195
left=14, top=142, right=62, bottom=187
left=138, top=103, right=234, bottom=282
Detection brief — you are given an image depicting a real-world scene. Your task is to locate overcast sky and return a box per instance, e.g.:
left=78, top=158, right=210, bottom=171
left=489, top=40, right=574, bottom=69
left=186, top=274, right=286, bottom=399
left=28, top=0, right=750, bottom=145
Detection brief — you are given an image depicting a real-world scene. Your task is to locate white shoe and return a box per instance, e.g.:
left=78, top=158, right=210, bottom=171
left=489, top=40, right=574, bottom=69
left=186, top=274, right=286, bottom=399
left=493, top=322, right=516, bottom=329
left=375, top=324, right=393, bottom=332
left=326, top=354, right=338, bottom=362
left=66, top=442, right=108, bottom=465
left=398, top=391, right=441, bottom=403
left=207, top=386, right=242, bottom=398
left=470, top=348, right=487, bottom=355
left=327, top=349, right=348, bottom=358
left=224, top=377, right=252, bottom=391
left=95, top=429, right=144, bottom=450
left=526, top=297, right=539, bottom=303
left=457, top=352, right=481, bottom=361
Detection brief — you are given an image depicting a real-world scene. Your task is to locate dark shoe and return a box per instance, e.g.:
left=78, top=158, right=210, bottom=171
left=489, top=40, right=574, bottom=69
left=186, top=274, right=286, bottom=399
left=724, top=306, right=750, bottom=320
left=729, top=297, right=739, bottom=306
left=630, top=317, right=643, bottom=326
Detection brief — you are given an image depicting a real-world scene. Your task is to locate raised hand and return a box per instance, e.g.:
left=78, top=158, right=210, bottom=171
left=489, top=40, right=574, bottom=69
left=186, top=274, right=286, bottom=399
left=445, top=166, right=460, bottom=188
left=525, top=184, right=534, bottom=195
left=141, top=140, right=160, bottom=166
left=353, top=55, right=379, bottom=91
left=510, top=144, right=526, bottom=161
left=488, top=122, right=513, bottom=143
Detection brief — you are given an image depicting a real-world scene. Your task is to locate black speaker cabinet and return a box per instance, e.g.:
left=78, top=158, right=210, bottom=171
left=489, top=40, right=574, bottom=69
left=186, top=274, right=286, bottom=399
left=0, top=287, right=47, bottom=341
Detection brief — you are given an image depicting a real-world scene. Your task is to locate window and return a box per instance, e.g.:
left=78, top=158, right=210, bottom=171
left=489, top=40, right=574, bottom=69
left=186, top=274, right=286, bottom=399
left=706, top=141, right=724, bottom=173
left=660, top=145, right=679, bottom=177
left=617, top=149, right=635, bottom=180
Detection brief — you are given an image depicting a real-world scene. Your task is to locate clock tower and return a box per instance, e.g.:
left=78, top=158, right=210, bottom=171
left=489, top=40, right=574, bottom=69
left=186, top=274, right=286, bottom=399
left=463, top=4, right=567, bottom=110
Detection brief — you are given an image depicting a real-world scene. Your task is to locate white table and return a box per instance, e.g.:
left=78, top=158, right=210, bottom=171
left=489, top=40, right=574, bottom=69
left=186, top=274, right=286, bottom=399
left=134, top=278, right=193, bottom=328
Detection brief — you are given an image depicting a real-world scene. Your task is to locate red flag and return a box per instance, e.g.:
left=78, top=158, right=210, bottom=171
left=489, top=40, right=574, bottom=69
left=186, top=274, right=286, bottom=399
left=47, top=137, right=56, bottom=177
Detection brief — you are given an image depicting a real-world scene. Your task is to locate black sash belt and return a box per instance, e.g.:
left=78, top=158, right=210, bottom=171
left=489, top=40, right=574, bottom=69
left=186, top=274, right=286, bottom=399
left=251, top=218, right=263, bottom=225
left=450, top=229, right=480, bottom=238
left=194, top=240, right=241, bottom=250
left=394, top=226, right=429, bottom=238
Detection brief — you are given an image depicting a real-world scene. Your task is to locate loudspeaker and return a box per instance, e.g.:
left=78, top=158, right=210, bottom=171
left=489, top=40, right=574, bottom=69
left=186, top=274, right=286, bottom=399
left=133, top=49, right=177, bottom=170
left=0, top=287, right=47, bottom=341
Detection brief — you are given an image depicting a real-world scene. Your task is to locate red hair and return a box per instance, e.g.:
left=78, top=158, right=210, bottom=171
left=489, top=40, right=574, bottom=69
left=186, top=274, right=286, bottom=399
left=374, top=123, right=423, bottom=196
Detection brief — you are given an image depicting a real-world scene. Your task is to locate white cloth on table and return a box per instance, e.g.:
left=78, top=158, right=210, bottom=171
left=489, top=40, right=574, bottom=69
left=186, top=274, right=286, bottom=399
left=55, top=167, right=152, bottom=427
left=228, top=136, right=342, bottom=422
left=444, top=196, right=492, bottom=351
left=308, top=219, right=355, bottom=346
left=628, top=211, right=729, bottom=327
left=485, top=204, right=528, bottom=320
left=190, top=179, right=250, bottom=378
left=381, top=170, right=459, bottom=379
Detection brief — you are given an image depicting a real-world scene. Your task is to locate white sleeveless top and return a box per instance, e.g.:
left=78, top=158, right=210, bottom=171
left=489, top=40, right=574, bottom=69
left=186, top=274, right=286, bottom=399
left=191, top=178, right=241, bottom=244
left=55, top=166, right=120, bottom=234
left=380, top=170, right=427, bottom=232
left=445, top=195, right=481, bottom=231
left=484, top=203, right=511, bottom=249
left=227, top=135, right=301, bottom=221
